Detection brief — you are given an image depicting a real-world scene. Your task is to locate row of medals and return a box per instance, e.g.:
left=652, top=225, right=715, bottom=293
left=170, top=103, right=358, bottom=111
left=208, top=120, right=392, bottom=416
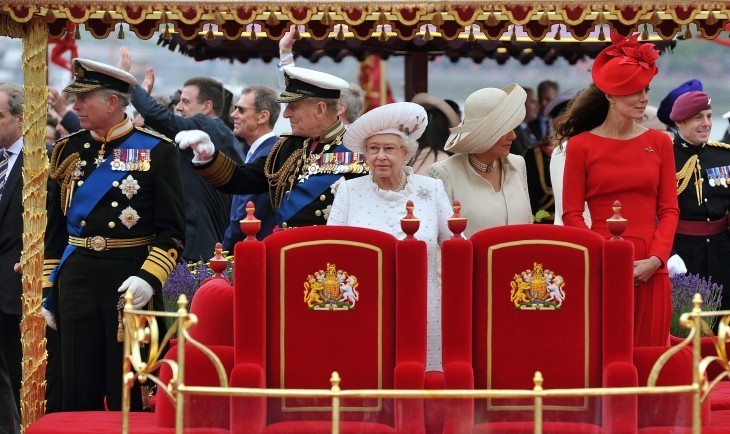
left=707, top=166, right=730, bottom=188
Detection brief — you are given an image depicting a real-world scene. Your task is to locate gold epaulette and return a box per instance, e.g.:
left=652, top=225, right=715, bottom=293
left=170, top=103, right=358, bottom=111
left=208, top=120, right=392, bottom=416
left=708, top=141, right=730, bottom=150
left=135, top=126, right=172, bottom=142
left=54, top=128, right=85, bottom=145
left=278, top=131, right=294, bottom=138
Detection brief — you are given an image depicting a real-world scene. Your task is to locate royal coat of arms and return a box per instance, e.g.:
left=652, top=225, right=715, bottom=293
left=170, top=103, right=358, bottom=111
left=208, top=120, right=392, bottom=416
left=509, top=262, right=566, bottom=310
left=303, top=263, right=360, bottom=310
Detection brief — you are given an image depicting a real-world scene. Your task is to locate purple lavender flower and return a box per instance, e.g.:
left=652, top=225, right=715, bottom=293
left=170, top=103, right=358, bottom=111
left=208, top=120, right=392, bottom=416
left=670, top=273, right=723, bottom=337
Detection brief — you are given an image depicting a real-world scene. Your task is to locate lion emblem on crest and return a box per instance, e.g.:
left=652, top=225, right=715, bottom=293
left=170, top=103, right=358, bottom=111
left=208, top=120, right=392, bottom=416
left=303, top=263, right=360, bottom=311
left=509, top=262, right=566, bottom=310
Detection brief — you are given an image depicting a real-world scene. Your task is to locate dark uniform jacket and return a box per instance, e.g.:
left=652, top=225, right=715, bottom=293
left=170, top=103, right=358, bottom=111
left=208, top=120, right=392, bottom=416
left=130, top=84, right=243, bottom=260
left=196, top=120, right=368, bottom=229
left=673, top=136, right=730, bottom=309
left=43, top=118, right=185, bottom=294
left=523, top=145, right=554, bottom=223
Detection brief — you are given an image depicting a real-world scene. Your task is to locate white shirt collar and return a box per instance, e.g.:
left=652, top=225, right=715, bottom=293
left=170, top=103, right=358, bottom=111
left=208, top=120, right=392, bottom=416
left=246, top=131, right=276, bottom=162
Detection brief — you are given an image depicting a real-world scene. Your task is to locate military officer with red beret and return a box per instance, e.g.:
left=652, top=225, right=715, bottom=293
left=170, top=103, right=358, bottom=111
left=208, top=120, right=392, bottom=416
left=669, top=90, right=730, bottom=310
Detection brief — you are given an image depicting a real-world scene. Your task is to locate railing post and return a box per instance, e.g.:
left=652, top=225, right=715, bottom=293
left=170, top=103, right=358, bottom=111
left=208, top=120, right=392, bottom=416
left=175, top=295, right=189, bottom=434
left=533, top=371, right=543, bottom=434
left=691, top=294, right=703, bottom=434
left=331, top=371, right=341, bottom=434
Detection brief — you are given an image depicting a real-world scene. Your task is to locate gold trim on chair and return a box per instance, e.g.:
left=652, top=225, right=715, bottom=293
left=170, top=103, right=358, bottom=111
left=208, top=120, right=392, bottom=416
left=486, top=240, right=590, bottom=412
left=279, top=240, right=384, bottom=412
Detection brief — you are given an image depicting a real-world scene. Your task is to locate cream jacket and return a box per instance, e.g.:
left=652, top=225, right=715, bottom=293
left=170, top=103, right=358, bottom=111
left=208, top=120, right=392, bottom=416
left=429, top=153, right=532, bottom=238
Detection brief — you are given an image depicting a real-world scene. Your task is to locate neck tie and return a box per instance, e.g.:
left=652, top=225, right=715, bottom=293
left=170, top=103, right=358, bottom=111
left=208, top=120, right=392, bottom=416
left=0, top=150, right=8, bottom=202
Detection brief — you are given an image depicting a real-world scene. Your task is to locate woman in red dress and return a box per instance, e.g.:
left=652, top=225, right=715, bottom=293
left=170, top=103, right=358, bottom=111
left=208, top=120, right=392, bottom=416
left=555, top=33, right=679, bottom=347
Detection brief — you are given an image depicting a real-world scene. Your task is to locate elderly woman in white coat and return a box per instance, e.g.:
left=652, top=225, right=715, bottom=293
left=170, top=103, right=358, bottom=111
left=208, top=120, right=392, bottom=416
left=327, top=102, right=453, bottom=371
left=429, top=84, right=533, bottom=237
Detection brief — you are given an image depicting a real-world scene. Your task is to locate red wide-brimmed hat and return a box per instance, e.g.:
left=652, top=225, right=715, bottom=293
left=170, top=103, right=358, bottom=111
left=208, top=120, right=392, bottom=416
left=591, top=32, right=659, bottom=96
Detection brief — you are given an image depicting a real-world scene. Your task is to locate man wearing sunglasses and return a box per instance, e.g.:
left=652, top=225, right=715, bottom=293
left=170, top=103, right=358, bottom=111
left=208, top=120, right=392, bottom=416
left=118, top=47, right=244, bottom=261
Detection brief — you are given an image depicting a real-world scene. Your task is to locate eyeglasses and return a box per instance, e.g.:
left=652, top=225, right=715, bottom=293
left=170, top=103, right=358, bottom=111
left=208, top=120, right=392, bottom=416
left=365, top=144, right=402, bottom=155
left=233, top=105, right=258, bottom=115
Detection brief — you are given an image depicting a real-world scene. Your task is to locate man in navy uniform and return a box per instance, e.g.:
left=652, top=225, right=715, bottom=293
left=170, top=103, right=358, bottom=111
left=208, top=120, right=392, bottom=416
left=668, top=90, right=730, bottom=310
left=177, top=66, right=369, bottom=229
left=42, top=58, right=185, bottom=411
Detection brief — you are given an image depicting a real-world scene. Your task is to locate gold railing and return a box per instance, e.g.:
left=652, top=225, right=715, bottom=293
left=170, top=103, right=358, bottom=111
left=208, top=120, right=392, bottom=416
left=123, top=293, right=730, bottom=434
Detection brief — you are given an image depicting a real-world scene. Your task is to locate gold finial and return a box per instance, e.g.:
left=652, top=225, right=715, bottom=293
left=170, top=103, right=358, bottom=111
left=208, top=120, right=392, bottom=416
left=177, top=294, right=189, bottom=311
left=533, top=371, right=544, bottom=389
left=330, top=371, right=341, bottom=389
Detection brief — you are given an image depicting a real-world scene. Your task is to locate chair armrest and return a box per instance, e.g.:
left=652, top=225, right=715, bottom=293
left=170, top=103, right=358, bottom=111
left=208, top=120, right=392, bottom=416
left=230, top=363, right=266, bottom=434
left=602, top=361, right=638, bottom=434
left=442, top=361, right=473, bottom=434
left=394, top=361, right=426, bottom=434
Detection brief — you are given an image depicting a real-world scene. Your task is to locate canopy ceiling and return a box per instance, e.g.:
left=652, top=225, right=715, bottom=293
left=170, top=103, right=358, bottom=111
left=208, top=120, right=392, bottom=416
left=2, top=1, right=729, bottom=42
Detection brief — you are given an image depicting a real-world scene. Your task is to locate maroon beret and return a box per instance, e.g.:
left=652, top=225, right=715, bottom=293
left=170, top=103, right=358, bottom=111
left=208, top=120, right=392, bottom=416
left=669, top=91, right=712, bottom=122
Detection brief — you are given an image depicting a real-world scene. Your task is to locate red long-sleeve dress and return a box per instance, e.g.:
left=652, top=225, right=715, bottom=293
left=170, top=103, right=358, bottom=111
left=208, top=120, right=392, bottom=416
left=563, top=129, right=679, bottom=346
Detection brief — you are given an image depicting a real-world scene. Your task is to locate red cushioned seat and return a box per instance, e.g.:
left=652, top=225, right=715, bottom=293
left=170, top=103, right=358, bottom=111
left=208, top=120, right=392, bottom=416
left=229, top=226, right=428, bottom=433
left=711, top=382, right=730, bottom=411
left=441, top=224, right=638, bottom=433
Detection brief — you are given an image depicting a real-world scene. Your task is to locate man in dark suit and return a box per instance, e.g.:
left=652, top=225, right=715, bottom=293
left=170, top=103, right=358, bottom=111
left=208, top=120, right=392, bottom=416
left=528, top=80, right=559, bottom=142
left=0, top=83, right=23, bottom=434
left=119, top=47, right=244, bottom=261
left=511, top=86, right=540, bottom=155
left=223, top=86, right=280, bottom=250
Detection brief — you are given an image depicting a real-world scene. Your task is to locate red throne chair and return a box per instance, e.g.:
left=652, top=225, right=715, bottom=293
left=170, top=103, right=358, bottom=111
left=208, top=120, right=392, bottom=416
left=27, top=253, right=236, bottom=433
left=440, top=222, right=638, bottom=433
left=229, top=221, right=429, bottom=433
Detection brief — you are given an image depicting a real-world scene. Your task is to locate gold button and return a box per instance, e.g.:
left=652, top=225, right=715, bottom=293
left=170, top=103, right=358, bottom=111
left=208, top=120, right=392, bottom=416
left=81, top=160, right=87, bottom=166
left=112, top=181, right=119, bottom=187
left=315, top=210, right=323, bottom=217
left=108, top=222, right=116, bottom=228
left=77, top=180, right=84, bottom=186
left=83, top=143, right=90, bottom=149
left=320, top=194, right=326, bottom=201
left=111, top=201, right=118, bottom=208
left=282, top=222, right=288, bottom=228
left=80, top=220, right=86, bottom=227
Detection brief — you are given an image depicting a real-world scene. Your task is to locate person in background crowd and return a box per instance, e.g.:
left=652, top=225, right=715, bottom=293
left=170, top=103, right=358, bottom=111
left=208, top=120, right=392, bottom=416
left=528, top=80, right=559, bottom=141
left=722, top=109, right=730, bottom=143
left=557, top=33, right=678, bottom=347
left=222, top=85, right=280, bottom=249
left=656, top=79, right=703, bottom=139
left=43, top=59, right=185, bottom=411
left=512, top=86, right=540, bottom=155
left=277, top=25, right=365, bottom=127
left=328, top=102, right=452, bottom=371
left=409, top=92, right=460, bottom=175
left=176, top=66, right=369, bottom=229
left=668, top=90, right=730, bottom=312
left=119, top=47, right=244, bottom=261
left=430, top=84, right=533, bottom=238
left=0, top=84, right=25, bottom=433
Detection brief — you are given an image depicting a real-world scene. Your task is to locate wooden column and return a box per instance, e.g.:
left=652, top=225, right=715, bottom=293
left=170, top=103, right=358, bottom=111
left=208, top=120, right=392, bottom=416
left=404, top=51, right=428, bottom=101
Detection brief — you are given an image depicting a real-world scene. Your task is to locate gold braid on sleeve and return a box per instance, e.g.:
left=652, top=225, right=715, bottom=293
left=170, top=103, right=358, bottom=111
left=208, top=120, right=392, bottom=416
left=264, top=138, right=306, bottom=209
left=675, top=154, right=703, bottom=205
left=49, top=142, right=80, bottom=214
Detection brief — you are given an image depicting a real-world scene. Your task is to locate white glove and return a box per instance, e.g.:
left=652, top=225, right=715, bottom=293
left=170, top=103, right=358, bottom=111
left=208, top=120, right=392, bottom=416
left=667, top=254, right=687, bottom=277
left=175, top=130, right=215, bottom=164
left=118, top=276, right=154, bottom=309
left=41, top=306, right=57, bottom=330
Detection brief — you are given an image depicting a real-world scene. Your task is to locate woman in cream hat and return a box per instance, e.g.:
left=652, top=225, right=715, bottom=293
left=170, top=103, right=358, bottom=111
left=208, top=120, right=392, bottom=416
left=429, top=84, right=533, bottom=238
left=328, top=102, right=452, bottom=371
left=555, top=32, right=678, bottom=347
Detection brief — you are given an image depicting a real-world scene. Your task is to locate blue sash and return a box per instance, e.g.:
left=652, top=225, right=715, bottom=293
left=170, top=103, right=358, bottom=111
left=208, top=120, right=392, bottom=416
left=44, top=131, right=160, bottom=313
left=277, top=143, right=348, bottom=225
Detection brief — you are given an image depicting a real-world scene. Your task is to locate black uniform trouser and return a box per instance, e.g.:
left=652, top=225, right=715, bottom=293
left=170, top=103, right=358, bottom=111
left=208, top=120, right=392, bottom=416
left=0, top=312, right=20, bottom=434
left=57, top=250, right=164, bottom=411
left=0, top=312, right=20, bottom=416
left=674, top=232, right=730, bottom=310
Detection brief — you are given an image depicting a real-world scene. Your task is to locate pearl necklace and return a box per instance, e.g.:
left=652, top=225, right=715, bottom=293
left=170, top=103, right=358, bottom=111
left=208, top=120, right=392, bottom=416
left=469, top=154, right=496, bottom=173
left=375, top=172, right=407, bottom=192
